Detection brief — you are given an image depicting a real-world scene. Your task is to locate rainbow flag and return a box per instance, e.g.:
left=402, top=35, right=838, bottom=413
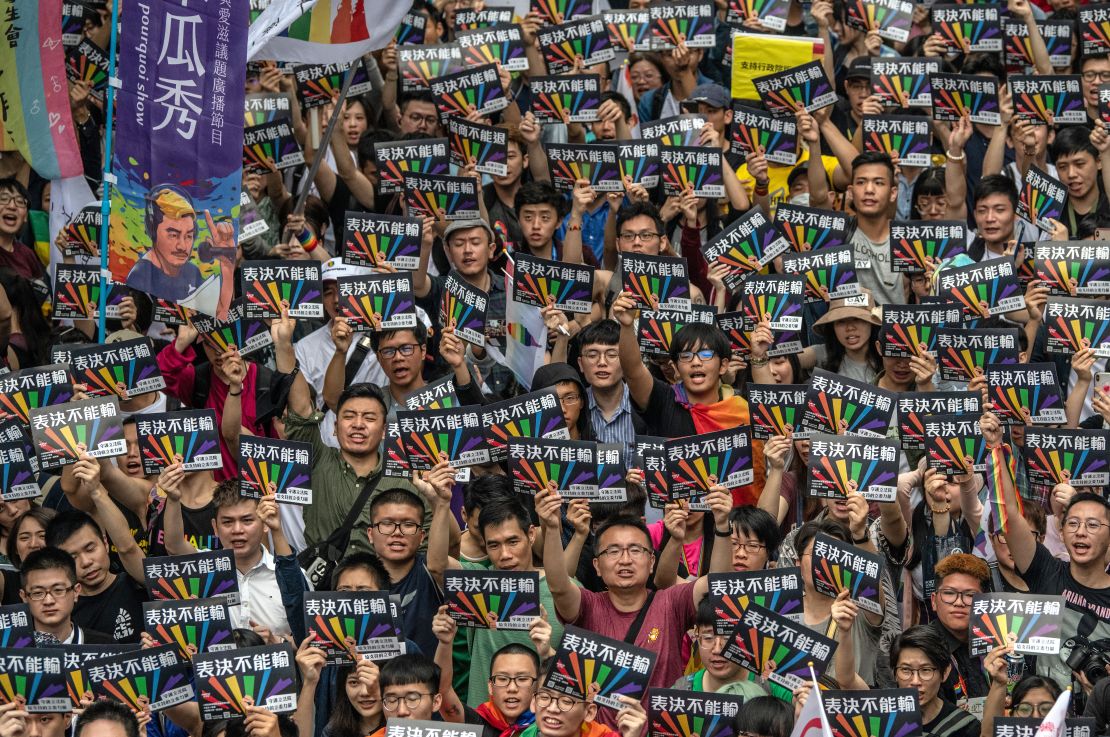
left=249, top=0, right=410, bottom=63
left=0, top=0, right=83, bottom=180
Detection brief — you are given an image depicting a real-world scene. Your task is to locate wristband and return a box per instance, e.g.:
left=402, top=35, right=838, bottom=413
left=713, top=526, right=732, bottom=538
left=853, top=533, right=870, bottom=544
left=750, top=356, right=769, bottom=367
left=566, top=222, right=582, bottom=232
left=296, top=228, right=319, bottom=253
left=228, top=389, right=242, bottom=396
left=945, top=149, right=965, bottom=162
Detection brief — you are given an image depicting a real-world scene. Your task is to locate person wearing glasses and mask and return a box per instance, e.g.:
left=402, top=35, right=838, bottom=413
left=923, top=554, right=991, bottom=716
left=989, top=409, right=1110, bottom=693
left=20, top=547, right=112, bottom=644
left=892, top=627, right=981, bottom=737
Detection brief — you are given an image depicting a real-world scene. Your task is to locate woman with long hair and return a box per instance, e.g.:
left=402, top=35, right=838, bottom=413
left=0, top=269, right=49, bottom=369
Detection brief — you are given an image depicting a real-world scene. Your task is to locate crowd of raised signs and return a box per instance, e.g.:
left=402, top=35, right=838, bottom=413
left=10, top=2, right=1110, bottom=737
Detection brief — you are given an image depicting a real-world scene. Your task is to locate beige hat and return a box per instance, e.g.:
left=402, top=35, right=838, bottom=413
left=813, top=288, right=881, bottom=329
left=106, top=329, right=145, bottom=344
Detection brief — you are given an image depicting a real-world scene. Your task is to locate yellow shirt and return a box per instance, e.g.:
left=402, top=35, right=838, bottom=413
left=735, top=148, right=841, bottom=215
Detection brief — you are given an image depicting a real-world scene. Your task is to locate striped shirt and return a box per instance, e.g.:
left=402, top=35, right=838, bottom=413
left=589, top=384, right=637, bottom=466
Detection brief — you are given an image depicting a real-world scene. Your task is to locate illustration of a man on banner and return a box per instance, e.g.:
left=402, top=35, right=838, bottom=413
left=125, top=185, right=235, bottom=319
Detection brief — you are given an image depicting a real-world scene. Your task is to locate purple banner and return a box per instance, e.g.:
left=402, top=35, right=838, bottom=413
left=108, top=0, right=246, bottom=320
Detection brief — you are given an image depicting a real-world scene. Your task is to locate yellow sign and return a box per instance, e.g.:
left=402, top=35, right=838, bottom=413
left=730, top=31, right=825, bottom=100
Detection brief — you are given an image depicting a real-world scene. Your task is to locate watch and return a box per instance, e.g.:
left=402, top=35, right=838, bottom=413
left=853, top=533, right=870, bottom=544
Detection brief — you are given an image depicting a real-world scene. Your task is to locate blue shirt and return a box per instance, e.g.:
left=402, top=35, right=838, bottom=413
left=126, top=256, right=204, bottom=302
left=555, top=200, right=610, bottom=264
left=588, top=384, right=637, bottom=467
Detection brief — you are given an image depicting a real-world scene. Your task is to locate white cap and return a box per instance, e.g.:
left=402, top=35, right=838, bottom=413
left=321, top=257, right=374, bottom=282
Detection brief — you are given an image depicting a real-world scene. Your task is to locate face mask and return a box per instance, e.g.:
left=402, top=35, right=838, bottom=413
left=789, top=193, right=810, bottom=206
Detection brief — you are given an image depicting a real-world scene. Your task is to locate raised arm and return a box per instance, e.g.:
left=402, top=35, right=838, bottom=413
left=86, top=462, right=147, bottom=584
left=293, top=637, right=326, bottom=737
left=537, top=482, right=582, bottom=623
left=431, top=605, right=467, bottom=723
left=982, top=411, right=1036, bottom=572
left=562, top=500, right=592, bottom=579
left=944, top=116, right=971, bottom=220
left=1068, top=348, right=1097, bottom=428
left=331, top=127, right=378, bottom=209
left=611, top=292, right=653, bottom=409
left=159, top=462, right=199, bottom=555
left=757, top=436, right=791, bottom=520
left=1010, top=0, right=1052, bottom=74
left=692, top=487, right=736, bottom=603
left=563, top=180, right=594, bottom=266
left=653, top=503, right=688, bottom=591
left=412, top=214, right=438, bottom=299
left=415, top=461, right=462, bottom=590
left=798, top=110, right=830, bottom=209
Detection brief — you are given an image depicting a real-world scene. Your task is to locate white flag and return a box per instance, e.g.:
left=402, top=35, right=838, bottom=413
left=248, top=0, right=408, bottom=64
left=789, top=679, right=834, bottom=737
left=1036, top=689, right=1071, bottom=737
left=486, top=256, right=546, bottom=391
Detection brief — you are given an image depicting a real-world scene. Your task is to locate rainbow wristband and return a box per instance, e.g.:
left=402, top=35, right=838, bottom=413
left=296, top=229, right=319, bottom=253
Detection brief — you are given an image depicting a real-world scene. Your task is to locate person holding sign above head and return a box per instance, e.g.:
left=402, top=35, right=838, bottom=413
left=432, top=616, right=547, bottom=737
left=986, top=408, right=1110, bottom=693
left=793, top=520, right=885, bottom=691
left=423, top=468, right=566, bottom=707
left=538, top=479, right=735, bottom=727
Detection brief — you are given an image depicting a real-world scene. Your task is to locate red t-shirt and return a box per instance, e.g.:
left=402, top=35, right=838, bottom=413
left=566, top=583, right=696, bottom=728
left=0, top=241, right=44, bottom=281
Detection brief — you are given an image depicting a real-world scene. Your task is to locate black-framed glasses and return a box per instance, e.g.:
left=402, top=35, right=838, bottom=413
left=730, top=540, right=766, bottom=554
left=581, top=349, right=619, bottom=362
left=378, top=343, right=419, bottom=359
left=936, top=588, right=976, bottom=606
left=25, top=585, right=75, bottom=601
left=0, top=193, right=28, bottom=209
left=617, top=231, right=661, bottom=243
left=490, top=675, right=537, bottom=688
left=896, top=665, right=939, bottom=682
left=371, top=520, right=421, bottom=536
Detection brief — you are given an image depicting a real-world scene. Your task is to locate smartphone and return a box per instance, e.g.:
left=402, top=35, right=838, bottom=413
left=1097, top=372, right=1110, bottom=395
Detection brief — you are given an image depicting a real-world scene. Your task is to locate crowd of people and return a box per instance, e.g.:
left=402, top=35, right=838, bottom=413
left=6, top=1, right=1110, bottom=737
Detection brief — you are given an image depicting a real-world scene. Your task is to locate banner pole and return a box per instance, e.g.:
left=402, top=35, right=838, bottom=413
left=96, top=0, right=122, bottom=343
left=282, top=65, right=356, bottom=247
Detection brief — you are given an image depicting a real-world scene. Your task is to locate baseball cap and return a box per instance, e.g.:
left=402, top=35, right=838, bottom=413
left=845, top=57, right=873, bottom=82
left=683, top=83, right=731, bottom=110
left=443, top=219, right=496, bottom=242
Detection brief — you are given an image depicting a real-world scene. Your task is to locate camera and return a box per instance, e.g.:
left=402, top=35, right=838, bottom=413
left=1064, top=637, right=1110, bottom=684
left=199, top=239, right=237, bottom=263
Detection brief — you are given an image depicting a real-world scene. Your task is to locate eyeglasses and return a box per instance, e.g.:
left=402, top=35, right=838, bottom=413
left=371, top=520, right=421, bottom=536
left=582, top=349, right=619, bottom=362
left=0, top=194, right=28, bottom=209
left=992, top=532, right=1007, bottom=545
left=677, top=349, right=717, bottom=363
left=629, top=72, right=661, bottom=84
left=535, top=692, right=582, bottom=712
left=896, top=665, right=939, bottom=682
left=731, top=540, right=767, bottom=554
left=1064, top=518, right=1110, bottom=534
left=490, top=674, right=538, bottom=688
left=936, top=588, right=977, bottom=606
left=1012, top=702, right=1055, bottom=718
left=695, top=632, right=725, bottom=647
left=25, top=585, right=75, bottom=601
left=617, top=231, right=661, bottom=243
left=405, top=112, right=439, bottom=128
left=1082, top=71, right=1110, bottom=83
left=378, top=343, right=419, bottom=359
left=597, top=543, right=652, bottom=560
left=558, top=393, right=581, bottom=407
left=382, top=692, right=432, bottom=711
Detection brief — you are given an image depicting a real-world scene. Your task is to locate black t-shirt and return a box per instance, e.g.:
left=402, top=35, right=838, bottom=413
left=147, top=496, right=220, bottom=557
left=923, top=701, right=980, bottom=737
left=74, top=572, right=147, bottom=643
left=392, top=555, right=443, bottom=661
left=1020, top=543, right=1110, bottom=687
left=642, top=378, right=697, bottom=438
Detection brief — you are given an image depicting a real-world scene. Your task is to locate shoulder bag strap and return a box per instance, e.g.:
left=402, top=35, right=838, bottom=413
left=623, top=590, right=657, bottom=645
